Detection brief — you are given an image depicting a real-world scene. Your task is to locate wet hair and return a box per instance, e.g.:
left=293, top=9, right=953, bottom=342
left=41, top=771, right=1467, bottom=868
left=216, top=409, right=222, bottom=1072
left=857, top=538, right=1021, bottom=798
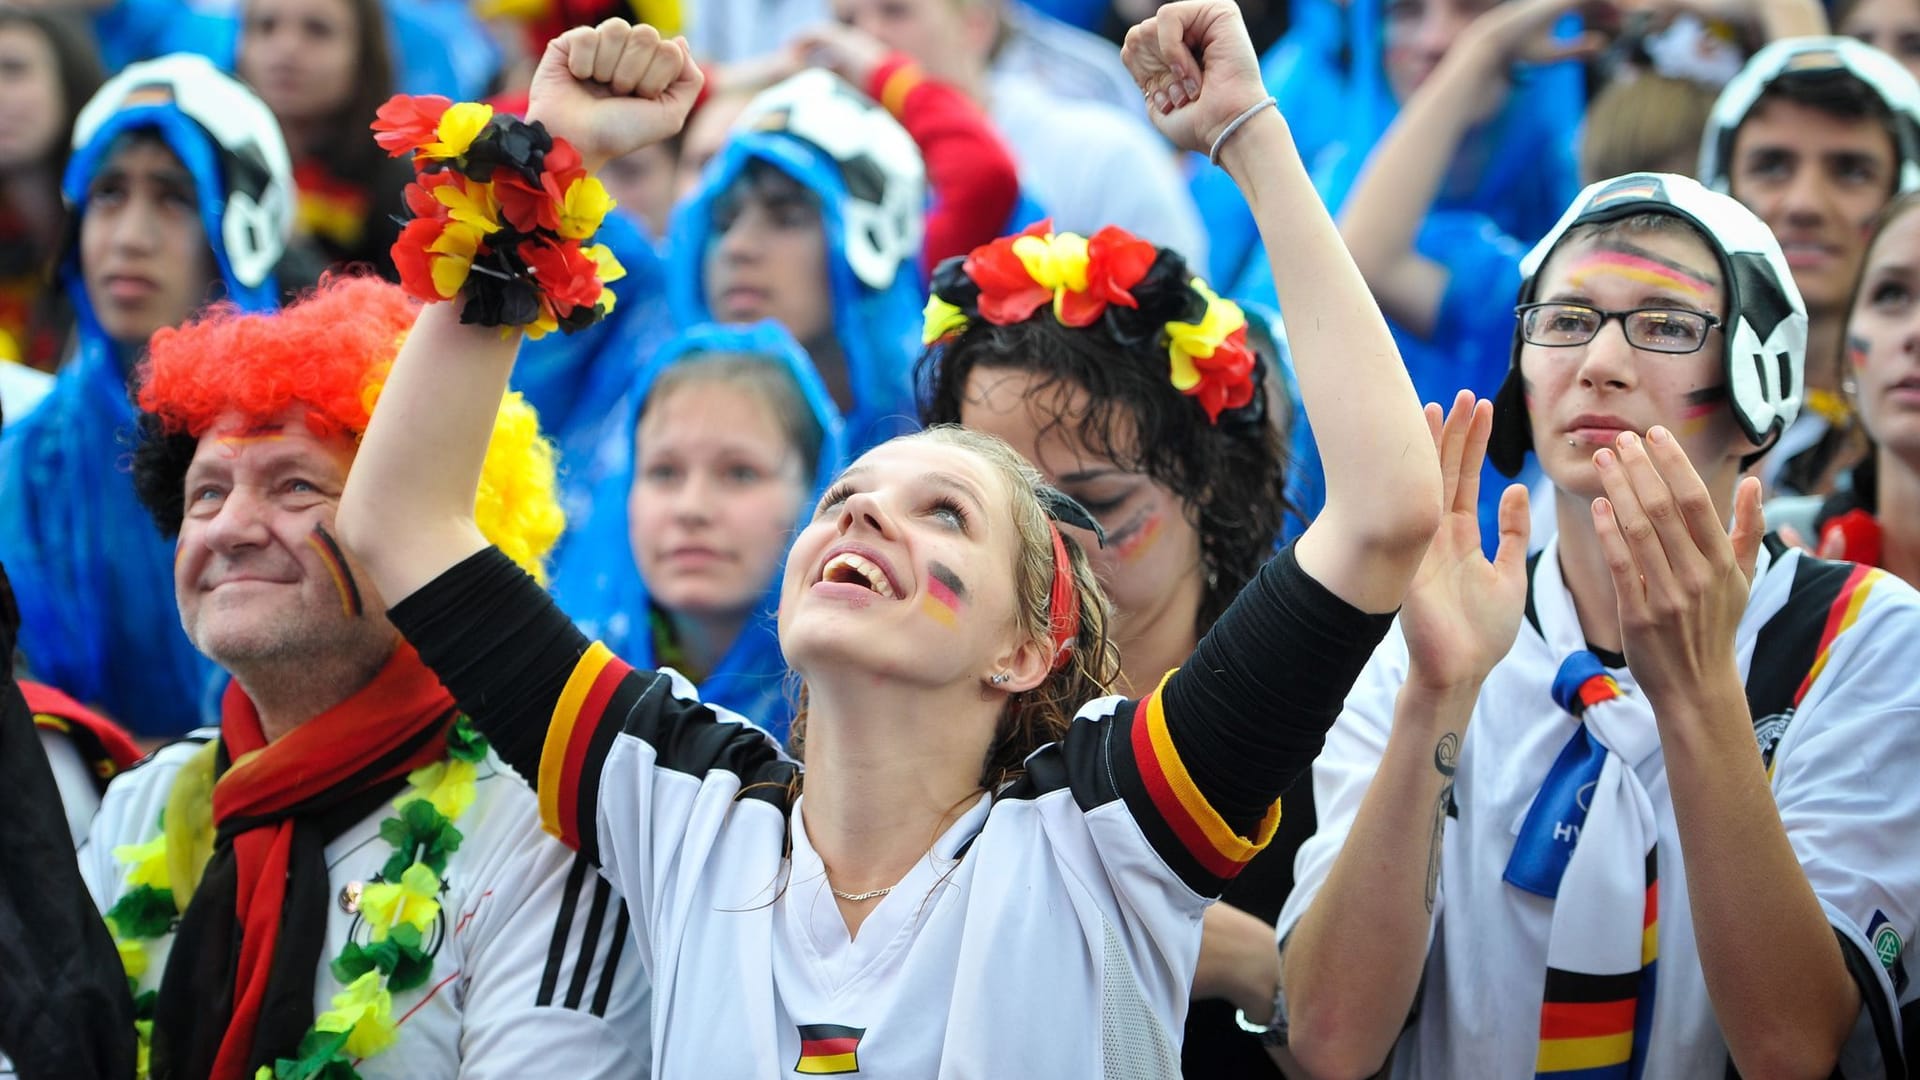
left=786, top=425, right=1120, bottom=792
left=238, top=0, right=393, bottom=178
left=918, top=249, right=1290, bottom=636
left=130, top=274, right=564, bottom=581
left=1581, top=75, right=1717, bottom=185
left=639, top=351, right=826, bottom=483
left=1748, top=69, right=1904, bottom=196
left=0, top=8, right=103, bottom=174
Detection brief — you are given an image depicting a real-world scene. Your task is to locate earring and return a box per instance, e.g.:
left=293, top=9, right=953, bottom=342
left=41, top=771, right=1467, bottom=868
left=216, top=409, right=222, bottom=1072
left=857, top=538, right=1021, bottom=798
left=988, top=673, right=1010, bottom=686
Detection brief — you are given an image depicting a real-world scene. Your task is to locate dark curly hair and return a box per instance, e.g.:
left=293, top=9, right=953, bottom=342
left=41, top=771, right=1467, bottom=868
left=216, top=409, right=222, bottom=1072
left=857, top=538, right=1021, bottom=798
left=917, top=247, right=1292, bottom=636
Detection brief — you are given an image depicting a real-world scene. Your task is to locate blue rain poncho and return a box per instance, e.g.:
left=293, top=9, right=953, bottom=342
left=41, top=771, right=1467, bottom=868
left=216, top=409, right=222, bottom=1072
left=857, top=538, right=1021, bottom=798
left=548, top=321, right=847, bottom=743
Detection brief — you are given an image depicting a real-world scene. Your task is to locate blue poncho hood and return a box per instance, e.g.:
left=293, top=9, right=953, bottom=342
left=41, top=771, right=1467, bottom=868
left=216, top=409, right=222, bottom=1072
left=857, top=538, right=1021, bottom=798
left=549, top=321, right=848, bottom=743
left=0, top=56, right=291, bottom=734
left=667, top=127, right=923, bottom=455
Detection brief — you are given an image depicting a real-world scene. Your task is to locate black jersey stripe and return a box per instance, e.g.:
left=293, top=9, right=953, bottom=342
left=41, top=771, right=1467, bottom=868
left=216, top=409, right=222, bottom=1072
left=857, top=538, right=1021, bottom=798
left=564, top=875, right=615, bottom=1010
left=589, top=901, right=632, bottom=1018
left=537, top=856, right=591, bottom=1007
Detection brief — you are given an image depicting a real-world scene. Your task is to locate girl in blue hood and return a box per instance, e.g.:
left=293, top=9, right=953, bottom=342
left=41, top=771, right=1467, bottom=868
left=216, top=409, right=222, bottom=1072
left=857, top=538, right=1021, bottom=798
left=668, top=70, right=925, bottom=455
left=0, top=54, right=294, bottom=735
left=550, top=321, right=846, bottom=742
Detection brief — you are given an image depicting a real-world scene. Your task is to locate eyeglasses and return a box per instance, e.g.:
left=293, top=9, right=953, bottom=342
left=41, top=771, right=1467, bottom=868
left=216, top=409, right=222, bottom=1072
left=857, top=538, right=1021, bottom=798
left=1514, top=303, right=1722, bottom=355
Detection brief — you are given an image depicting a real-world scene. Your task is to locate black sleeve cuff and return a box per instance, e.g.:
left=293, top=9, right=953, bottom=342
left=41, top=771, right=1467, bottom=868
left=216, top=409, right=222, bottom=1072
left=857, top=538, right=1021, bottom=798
left=1163, top=543, right=1397, bottom=830
left=387, top=547, right=591, bottom=782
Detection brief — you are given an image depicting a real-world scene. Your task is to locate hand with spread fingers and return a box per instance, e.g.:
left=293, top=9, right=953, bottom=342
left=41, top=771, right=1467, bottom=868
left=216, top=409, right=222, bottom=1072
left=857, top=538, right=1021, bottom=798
left=1400, top=391, right=1532, bottom=695
left=1590, top=427, right=1765, bottom=711
left=527, top=18, right=705, bottom=174
left=1119, top=0, right=1270, bottom=157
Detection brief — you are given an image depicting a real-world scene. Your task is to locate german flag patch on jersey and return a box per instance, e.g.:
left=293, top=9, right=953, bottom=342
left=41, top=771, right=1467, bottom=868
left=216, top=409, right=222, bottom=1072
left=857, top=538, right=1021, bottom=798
left=794, top=1024, right=864, bottom=1074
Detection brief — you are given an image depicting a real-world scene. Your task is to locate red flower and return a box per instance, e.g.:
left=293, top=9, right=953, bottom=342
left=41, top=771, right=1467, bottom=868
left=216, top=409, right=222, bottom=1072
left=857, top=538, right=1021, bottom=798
left=542, top=139, right=587, bottom=192
left=372, top=95, right=453, bottom=157
left=494, top=171, right=560, bottom=233
left=1184, top=326, right=1257, bottom=423
left=1058, top=226, right=1155, bottom=326
left=964, top=219, right=1052, bottom=325
left=523, top=237, right=604, bottom=314
left=392, top=217, right=449, bottom=304
left=402, top=170, right=459, bottom=220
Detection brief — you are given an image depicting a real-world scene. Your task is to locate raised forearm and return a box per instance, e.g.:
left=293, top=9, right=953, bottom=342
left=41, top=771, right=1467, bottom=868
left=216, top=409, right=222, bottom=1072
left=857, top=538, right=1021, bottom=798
left=1283, top=683, right=1475, bottom=1080
left=338, top=302, right=519, bottom=604
left=1660, top=683, right=1859, bottom=1079
left=1222, top=112, right=1440, bottom=609
left=1337, top=44, right=1488, bottom=338
left=1755, top=0, right=1828, bottom=38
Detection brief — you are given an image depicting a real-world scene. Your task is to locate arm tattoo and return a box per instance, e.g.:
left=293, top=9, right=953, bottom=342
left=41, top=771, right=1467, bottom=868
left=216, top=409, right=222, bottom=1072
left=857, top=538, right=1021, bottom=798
left=1426, top=732, right=1459, bottom=914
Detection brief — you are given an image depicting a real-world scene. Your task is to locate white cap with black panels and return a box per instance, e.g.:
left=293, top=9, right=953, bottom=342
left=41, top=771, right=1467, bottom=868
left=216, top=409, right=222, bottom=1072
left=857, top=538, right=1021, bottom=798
left=1698, top=35, right=1920, bottom=196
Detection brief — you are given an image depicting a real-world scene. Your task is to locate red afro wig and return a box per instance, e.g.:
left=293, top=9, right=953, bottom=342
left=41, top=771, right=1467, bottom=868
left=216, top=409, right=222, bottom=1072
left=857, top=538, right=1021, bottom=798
left=137, top=273, right=412, bottom=441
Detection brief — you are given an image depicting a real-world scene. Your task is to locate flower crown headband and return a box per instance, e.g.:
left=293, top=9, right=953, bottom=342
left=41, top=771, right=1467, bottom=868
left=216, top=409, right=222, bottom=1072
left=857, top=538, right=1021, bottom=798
left=922, top=220, right=1261, bottom=425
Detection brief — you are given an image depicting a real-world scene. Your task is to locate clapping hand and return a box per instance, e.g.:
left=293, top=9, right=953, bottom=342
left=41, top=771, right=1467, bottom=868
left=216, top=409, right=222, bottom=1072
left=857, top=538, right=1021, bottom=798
left=527, top=19, right=705, bottom=174
left=1400, top=392, right=1532, bottom=694
left=1591, top=427, right=1763, bottom=710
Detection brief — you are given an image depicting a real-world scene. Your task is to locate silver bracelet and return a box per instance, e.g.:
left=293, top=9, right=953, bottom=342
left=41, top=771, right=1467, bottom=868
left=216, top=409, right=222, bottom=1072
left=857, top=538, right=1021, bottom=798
left=1208, top=95, right=1278, bottom=167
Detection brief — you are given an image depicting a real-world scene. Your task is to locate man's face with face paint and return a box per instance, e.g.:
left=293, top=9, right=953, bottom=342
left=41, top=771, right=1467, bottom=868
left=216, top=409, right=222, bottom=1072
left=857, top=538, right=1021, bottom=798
left=174, top=405, right=395, bottom=672
left=1520, top=227, right=1753, bottom=501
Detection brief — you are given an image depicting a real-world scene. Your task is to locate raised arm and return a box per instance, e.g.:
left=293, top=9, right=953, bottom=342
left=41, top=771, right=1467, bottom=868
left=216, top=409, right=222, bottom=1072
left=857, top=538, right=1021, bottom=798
left=1280, top=395, right=1529, bottom=1079
left=338, top=20, right=704, bottom=604
left=1339, top=0, right=1596, bottom=339
left=1124, top=0, right=1439, bottom=616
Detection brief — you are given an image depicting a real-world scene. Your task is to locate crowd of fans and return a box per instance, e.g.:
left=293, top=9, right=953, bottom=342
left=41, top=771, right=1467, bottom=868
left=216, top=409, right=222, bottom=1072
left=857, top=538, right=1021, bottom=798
left=2, top=0, right=1919, bottom=1077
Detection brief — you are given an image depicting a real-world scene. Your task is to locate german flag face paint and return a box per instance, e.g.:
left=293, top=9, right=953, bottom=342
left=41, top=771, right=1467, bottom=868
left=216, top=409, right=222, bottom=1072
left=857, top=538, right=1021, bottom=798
left=307, top=523, right=364, bottom=618
left=1565, top=245, right=1716, bottom=305
left=921, top=560, right=967, bottom=628
left=1678, top=384, right=1730, bottom=436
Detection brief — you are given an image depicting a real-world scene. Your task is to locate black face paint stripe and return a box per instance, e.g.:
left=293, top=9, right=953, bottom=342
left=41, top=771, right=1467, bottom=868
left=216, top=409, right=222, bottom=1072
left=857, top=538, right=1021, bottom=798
left=1597, top=238, right=1723, bottom=288
left=929, top=560, right=969, bottom=602
left=1684, top=385, right=1731, bottom=407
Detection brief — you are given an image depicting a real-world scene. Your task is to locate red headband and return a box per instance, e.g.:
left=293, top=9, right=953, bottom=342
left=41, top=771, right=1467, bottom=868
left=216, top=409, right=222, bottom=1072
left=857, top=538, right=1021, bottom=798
left=1045, top=523, right=1079, bottom=672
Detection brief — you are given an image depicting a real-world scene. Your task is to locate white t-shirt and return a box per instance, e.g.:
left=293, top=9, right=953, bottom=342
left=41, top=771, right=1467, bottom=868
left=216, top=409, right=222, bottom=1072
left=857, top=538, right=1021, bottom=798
left=77, top=733, right=652, bottom=1079
left=1279, top=541, right=1920, bottom=1078
left=551, top=661, right=1249, bottom=1079
left=987, top=73, right=1209, bottom=272
left=993, top=3, right=1150, bottom=124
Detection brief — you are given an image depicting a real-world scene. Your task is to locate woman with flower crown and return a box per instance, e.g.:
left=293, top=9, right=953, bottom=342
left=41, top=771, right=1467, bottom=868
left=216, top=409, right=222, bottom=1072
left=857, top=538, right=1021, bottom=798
left=338, top=6, right=1449, bottom=1074
left=919, top=219, right=1311, bottom=1073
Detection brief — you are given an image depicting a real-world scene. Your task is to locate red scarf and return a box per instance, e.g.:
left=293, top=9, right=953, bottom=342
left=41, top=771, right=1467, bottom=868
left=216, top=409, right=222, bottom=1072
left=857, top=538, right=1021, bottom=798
left=183, top=643, right=456, bottom=1080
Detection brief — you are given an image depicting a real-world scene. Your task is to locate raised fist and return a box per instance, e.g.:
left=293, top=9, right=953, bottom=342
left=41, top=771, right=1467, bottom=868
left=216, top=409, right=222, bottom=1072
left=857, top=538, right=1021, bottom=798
left=1120, top=0, right=1269, bottom=156
left=528, top=18, right=705, bottom=174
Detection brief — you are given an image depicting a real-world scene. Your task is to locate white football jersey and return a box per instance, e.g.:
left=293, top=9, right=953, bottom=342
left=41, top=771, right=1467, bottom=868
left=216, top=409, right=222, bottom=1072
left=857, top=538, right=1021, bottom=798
left=540, top=657, right=1278, bottom=1079
left=1280, top=542, right=1920, bottom=1078
left=77, top=735, right=651, bottom=1079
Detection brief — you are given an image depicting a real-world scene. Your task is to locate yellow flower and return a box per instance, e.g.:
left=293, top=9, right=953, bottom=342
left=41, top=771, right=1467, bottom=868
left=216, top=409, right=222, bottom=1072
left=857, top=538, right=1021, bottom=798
left=114, top=834, right=170, bottom=891
left=432, top=182, right=502, bottom=236
left=921, top=294, right=968, bottom=344
left=401, top=758, right=478, bottom=822
left=117, top=937, right=148, bottom=981
left=358, top=862, right=442, bottom=943
left=256, top=1068, right=274, bottom=1080
left=136, top=1019, right=152, bottom=1078
left=423, top=102, right=493, bottom=159
left=557, top=176, right=616, bottom=240
left=315, top=971, right=398, bottom=1059
left=1011, top=231, right=1090, bottom=294
left=427, top=221, right=485, bottom=300
left=1163, top=278, right=1246, bottom=391
left=587, top=243, right=626, bottom=286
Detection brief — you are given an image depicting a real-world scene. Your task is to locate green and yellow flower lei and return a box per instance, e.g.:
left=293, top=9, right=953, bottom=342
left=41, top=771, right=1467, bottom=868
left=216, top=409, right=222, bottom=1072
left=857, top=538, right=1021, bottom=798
left=106, top=718, right=488, bottom=1080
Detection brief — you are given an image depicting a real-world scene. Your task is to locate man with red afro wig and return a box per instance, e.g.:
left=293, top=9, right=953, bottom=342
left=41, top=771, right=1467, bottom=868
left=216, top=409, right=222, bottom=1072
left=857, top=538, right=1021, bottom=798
left=64, top=274, right=650, bottom=1080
